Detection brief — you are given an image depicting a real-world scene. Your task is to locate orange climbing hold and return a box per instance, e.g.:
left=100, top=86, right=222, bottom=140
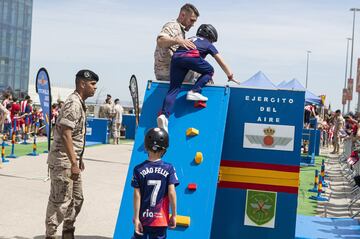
left=194, top=101, right=207, bottom=108
left=186, top=128, right=199, bottom=136
left=195, top=152, right=203, bottom=164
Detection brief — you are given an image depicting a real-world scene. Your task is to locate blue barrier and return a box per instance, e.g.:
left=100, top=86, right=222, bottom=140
left=309, top=118, right=317, bottom=129
left=122, top=114, right=136, bottom=139
left=301, top=128, right=320, bottom=165
left=86, top=117, right=108, bottom=144
left=314, top=129, right=320, bottom=156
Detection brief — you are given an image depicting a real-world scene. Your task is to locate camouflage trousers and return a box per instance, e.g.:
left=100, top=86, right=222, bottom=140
left=45, top=166, right=84, bottom=236
left=156, top=70, right=200, bottom=83
left=112, top=122, right=121, bottom=138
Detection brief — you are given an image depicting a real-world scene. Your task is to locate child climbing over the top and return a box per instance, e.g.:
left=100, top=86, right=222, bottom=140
left=157, top=24, right=239, bottom=132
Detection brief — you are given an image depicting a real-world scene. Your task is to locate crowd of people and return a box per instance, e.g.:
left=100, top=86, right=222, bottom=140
left=0, top=92, right=50, bottom=141
left=3, top=2, right=358, bottom=237
left=304, top=105, right=360, bottom=161
left=0, top=90, right=125, bottom=146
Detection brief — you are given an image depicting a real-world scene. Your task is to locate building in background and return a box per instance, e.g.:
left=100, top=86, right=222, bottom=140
left=0, top=0, right=33, bottom=97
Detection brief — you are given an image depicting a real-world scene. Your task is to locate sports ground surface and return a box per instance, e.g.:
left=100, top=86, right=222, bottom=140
left=0, top=141, right=359, bottom=238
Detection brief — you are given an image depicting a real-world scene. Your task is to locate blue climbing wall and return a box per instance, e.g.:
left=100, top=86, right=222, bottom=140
left=114, top=81, right=230, bottom=238
left=211, top=87, right=305, bottom=239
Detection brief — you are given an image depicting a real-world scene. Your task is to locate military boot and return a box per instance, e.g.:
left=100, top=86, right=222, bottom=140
left=62, top=228, right=75, bottom=239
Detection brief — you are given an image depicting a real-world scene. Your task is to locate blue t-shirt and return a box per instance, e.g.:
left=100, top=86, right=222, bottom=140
left=174, top=36, right=218, bottom=59
left=131, top=159, right=179, bottom=227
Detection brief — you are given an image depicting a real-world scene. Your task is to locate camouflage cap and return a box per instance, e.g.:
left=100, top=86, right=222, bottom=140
left=76, top=69, right=99, bottom=82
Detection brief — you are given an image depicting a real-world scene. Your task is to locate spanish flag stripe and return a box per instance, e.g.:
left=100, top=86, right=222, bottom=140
left=218, top=181, right=298, bottom=194
left=220, top=160, right=299, bottom=173
left=220, top=173, right=299, bottom=187
left=220, top=166, right=299, bottom=180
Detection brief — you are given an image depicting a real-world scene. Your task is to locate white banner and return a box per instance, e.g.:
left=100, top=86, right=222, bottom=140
left=243, top=123, right=294, bottom=151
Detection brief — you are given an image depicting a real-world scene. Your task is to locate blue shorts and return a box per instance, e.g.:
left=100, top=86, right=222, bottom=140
left=3, top=123, right=11, bottom=134
left=132, top=226, right=167, bottom=239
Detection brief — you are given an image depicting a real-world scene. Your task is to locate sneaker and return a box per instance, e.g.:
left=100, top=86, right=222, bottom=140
left=157, top=114, right=168, bottom=133
left=186, top=91, right=208, bottom=101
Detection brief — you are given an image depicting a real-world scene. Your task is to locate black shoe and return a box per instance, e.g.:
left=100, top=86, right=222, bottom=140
left=62, top=228, right=75, bottom=239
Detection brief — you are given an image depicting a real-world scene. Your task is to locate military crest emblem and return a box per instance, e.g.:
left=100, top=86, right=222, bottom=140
left=246, top=126, right=292, bottom=148
left=84, top=71, right=91, bottom=78
left=243, top=123, right=294, bottom=151
left=244, top=190, right=277, bottom=228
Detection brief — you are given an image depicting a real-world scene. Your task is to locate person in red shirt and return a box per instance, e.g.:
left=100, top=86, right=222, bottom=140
left=19, top=96, right=32, bottom=139
left=10, top=98, right=20, bottom=129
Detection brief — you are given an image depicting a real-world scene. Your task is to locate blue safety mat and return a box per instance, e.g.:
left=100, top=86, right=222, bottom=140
left=295, top=215, right=360, bottom=239
left=114, top=81, right=230, bottom=239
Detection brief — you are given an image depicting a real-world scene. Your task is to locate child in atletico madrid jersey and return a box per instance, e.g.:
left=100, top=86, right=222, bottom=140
left=131, top=128, right=179, bottom=239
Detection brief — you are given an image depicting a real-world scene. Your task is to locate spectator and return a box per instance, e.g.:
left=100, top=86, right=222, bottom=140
left=112, top=99, right=124, bottom=145
left=2, top=92, right=12, bottom=108
left=58, top=100, right=65, bottom=110
left=304, top=104, right=316, bottom=129
left=20, top=96, right=32, bottom=139
left=10, top=97, right=20, bottom=129
left=331, top=109, right=344, bottom=154
left=98, top=97, right=113, bottom=119
left=51, top=103, right=59, bottom=138
left=0, top=103, right=10, bottom=138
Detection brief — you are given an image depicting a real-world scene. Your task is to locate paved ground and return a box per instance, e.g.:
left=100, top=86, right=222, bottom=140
left=0, top=143, right=133, bottom=238
left=316, top=147, right=360, bottom=219
left=1, top=142, right=358, bottom=238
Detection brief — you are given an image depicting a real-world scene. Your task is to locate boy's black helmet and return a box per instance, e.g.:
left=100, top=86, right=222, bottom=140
left=196, top=24, right=218, bottom=43
left=145, top=128, right=169, bottom=152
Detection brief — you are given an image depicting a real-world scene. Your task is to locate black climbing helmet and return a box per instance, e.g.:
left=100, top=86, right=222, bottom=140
left=196, top=24, right=218, bottom=43
left=144, top=127, right=169, bottom=152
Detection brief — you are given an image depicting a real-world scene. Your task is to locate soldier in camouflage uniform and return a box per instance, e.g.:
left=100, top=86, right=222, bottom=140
left=331, top=109, right=345, bottom=154
left=45, top=70, right=98, bottom=239
left=154, top=3, right=200, bottom=82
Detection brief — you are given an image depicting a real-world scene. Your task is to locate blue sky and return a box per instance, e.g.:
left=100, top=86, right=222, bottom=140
left=30, top=0, right=360, bottom=109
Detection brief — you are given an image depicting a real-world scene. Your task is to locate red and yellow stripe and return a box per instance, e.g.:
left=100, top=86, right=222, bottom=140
left=218, top=160, right=300, bottom=194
